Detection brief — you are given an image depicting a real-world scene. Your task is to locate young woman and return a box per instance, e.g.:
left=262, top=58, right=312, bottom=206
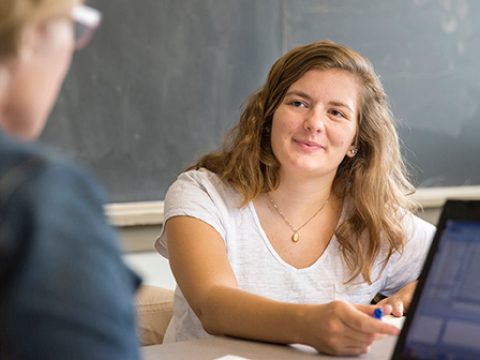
left=0, top=1, right=140, bottom=358
left=155, top=40, right=435, bottom=356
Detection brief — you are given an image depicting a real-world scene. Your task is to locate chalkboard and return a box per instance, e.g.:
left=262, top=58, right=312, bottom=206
left=43, top=0, right=480, bottom=203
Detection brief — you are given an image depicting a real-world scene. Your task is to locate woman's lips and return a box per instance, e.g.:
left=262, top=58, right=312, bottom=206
left=294, top=139, right=324, bottom=152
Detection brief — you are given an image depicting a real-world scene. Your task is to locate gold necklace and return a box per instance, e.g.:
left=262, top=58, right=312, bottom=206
left=267, top=192, right=331, bottom=242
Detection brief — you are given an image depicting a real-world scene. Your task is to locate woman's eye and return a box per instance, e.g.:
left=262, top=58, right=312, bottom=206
left=330, top=109, right=344, bottom=117
left=291, top=101, right=305, bottom=108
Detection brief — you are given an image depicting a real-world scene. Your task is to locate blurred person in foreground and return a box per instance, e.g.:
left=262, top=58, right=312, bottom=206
left=0, top=0, right=140, bottom=359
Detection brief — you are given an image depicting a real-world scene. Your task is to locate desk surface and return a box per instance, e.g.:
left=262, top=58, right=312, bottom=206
left=142, top=335, right=398, bottom=360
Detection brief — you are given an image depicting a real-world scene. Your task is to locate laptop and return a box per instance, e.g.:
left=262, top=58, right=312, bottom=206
left=392, top=200, right=480, bottom=360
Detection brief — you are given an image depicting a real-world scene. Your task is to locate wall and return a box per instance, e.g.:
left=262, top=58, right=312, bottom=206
left=43, top=0, right=480, bottom=204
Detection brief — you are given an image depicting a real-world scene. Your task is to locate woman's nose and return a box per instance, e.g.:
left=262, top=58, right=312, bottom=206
left=303, top=109, right=326, bottom=134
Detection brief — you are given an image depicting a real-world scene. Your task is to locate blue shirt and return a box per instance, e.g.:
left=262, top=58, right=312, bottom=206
left=0, top=131, right=140, bottom=359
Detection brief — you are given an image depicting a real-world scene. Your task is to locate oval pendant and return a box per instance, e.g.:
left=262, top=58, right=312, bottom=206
left=292, top=232, right=299, bottom=242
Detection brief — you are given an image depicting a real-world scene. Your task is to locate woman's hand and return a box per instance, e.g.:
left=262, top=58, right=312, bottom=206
left=377, top=281, right=417, bottom=317
left=302, top=301, right=399, bottom=356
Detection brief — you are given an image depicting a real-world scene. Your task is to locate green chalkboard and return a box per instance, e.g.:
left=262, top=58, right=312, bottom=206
left=44, top=0, right=480, bottom=202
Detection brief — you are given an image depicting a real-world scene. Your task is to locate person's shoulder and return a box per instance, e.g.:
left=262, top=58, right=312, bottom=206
left=0, top=131, right=42, bottom=177
left=178, top=167, right=221, bottom=184
left=401, top=209, right=436, bottom=242
left=166, top=167, right=243, bottom=210
left=173, top=168, right=228, bottom=194
left=402, top=209, right=435, bottom=230
left=181, top=168, right=240, bottom=198
left=38, top=152, right=108, bottom=208
left=0, top=133, right=107, bottom=206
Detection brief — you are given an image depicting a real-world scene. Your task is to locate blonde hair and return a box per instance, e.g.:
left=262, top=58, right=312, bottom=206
left=0, top=0, right=77, bottom=63
left=190, top=40, right=418, bottom=284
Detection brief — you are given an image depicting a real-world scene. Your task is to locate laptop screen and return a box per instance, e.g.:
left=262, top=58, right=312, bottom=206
left=401, top=220, right=480, bottom=359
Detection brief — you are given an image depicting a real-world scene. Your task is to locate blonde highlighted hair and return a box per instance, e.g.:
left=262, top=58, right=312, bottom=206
left=189, top=40, right=418, bottom=284
left=0, top=0, right=77, bottom=63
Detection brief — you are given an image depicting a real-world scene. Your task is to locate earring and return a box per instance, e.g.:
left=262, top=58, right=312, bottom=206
left=350, top=149, right=358, bottom=154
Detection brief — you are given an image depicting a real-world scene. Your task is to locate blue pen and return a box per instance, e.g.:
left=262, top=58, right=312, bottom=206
left=373, top=308, right=383, bottom=320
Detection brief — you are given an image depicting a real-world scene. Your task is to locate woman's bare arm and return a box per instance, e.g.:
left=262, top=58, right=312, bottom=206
left=166, top=216, right=399, bottom=356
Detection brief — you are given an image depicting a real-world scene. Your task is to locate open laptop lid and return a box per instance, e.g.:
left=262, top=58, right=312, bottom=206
left=392, top=200, right=480, bottom=360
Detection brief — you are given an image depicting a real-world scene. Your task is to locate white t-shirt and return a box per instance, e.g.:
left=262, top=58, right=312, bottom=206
left=155, top=168, right=436, bottom=343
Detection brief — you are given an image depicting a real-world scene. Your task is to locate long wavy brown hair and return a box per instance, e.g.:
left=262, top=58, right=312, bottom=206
left=189, top=40, right=419, bottom=284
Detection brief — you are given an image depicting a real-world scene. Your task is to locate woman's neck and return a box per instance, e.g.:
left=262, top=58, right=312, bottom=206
left=267, top=172, right=337, bottom=220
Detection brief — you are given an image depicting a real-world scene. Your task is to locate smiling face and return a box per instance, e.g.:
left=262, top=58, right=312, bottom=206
left=270, top=68, right=359, bottom=181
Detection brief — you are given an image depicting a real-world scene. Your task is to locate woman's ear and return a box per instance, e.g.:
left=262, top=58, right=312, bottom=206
left=0, top=66, right=8, bottom=93
left=18, top=22, right=49, bottom=64
left=346, top=146, right=358, bottom=158
left=2, top=25, right=39, bottom=88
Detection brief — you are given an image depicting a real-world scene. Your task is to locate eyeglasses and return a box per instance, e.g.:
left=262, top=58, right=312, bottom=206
left=71, top=4, right=102, bottom=50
